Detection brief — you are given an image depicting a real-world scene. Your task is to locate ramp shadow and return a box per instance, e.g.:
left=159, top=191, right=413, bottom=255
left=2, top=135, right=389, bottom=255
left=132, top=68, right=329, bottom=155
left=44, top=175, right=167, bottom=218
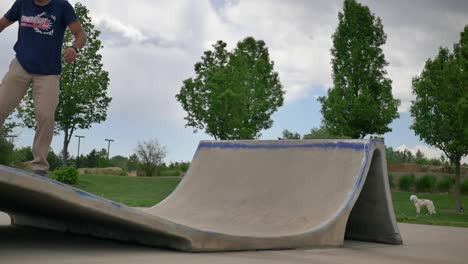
left=345, top=148, right=402, bottom=245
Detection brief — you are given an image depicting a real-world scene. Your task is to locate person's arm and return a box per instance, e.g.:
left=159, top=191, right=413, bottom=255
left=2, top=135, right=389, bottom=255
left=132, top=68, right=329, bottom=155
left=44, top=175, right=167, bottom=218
left=0, top=17, right=14, bottom=33
left=63, top=21, right=87, bottom=64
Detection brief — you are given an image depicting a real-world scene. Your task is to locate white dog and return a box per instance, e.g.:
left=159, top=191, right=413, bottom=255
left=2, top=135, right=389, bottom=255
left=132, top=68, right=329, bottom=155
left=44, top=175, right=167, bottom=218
left=410, top=195, right=436, bottom=215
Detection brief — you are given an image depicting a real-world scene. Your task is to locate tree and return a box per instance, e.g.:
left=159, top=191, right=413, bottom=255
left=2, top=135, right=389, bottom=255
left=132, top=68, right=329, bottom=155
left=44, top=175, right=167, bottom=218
left=96, top=148, right=110, bottom=167
left=18, top=3, right=111, bottom=165
left=109, top=155, right=129, bottom=170
left=414, top=150, right=425, bottom=165
left=410, top=25, right=468, bottom=212
left=82, top=148, right=108, bottom=168
left=0, top=116, right=19, bottom=163
left=1, top=116, right=17, bottom=136
left=303, top=127, right=349, bottom=139
left=135, top=139, right=167, bottom=176
left=13, top=146, right=34, bottom=163
left=127, top=154, right=140, bottom=172
left=281, top=129, right=301, bottom=140
left=0, top=129, right=14, bottom=165
left=318, top=0, right=400, bottom=139
left=47, top=149, right=63, bottom=171
left=176, top=37, right=284, bottom=140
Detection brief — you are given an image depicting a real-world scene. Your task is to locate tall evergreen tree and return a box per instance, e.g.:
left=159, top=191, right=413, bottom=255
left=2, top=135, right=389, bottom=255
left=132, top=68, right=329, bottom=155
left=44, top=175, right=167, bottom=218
left=19, top=3, right=111, bottom=165
left=319, top=0, right=400, bottom=139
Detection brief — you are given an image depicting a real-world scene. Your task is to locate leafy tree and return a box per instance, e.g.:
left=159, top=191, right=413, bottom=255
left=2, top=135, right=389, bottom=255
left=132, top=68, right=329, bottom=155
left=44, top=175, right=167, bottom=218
left=1, top=116, right=17, bottom=136
left=281, top=129, right=301, bottom=140
left=18, top=3, right=111, bottom=165
left=178, top=162, right=191, bottom=172
left=96, top=148, right=109, bottom=167
left=386, top=147, right=447, bottom=166
left=81, top=148, right=109, bottom=168
left=176, top=37, right=284, bottom=140
left=410, top=25, right=468, bottom=212
left=318, top=0, right=400, bottom=139
left=109, top=155, right=128, bottom=170
left=303, top=127, right=349, bottom=139
left=385, top=147, right=414, bottom=164
left=47, top=150, right=63, bottom=171
left=0, top=129, right=14, bottom=165
left=127, top=154, right=140, bottom=172
left=14, top=146, right=34, bottom=163
left=82, top=149, right=98, bottom=168
left=136, top=139, right=167, bottom=176
left=414, top=150, right=425, bottom=165
left=0, top=116, right=18, bottom=165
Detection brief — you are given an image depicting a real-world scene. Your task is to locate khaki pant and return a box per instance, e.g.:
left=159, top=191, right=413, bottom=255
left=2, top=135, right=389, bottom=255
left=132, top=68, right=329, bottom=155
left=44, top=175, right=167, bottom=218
left=0, top=58, right=60, bottom=172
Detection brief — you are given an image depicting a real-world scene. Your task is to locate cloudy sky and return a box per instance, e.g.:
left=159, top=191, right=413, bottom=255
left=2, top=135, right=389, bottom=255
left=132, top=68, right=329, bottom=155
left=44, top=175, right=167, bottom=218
left=1, top=0, right=467, bottom=163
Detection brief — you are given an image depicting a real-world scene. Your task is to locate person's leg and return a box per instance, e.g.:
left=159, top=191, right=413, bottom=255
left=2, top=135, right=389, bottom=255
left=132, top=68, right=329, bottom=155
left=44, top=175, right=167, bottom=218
left=0, top=58, right=32, bottom=128
left=30, top=74, right=60, bottom=172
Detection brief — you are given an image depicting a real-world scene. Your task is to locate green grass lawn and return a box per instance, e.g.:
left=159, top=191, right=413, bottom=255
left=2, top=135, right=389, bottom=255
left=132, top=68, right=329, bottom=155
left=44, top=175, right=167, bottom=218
left=73, top=174, right=468, bottom=227
left=392, top=191, right=468, bottom=228
left=74, top=174, right=180, bottom=207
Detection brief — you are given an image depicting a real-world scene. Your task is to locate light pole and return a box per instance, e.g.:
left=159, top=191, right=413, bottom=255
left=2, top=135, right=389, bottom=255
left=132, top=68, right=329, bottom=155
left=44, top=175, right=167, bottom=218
left=75, top=135, right=85, bottom=158
left=105, top=139, right=114, bottom=159
left=75, top=135, right=85, bottom=168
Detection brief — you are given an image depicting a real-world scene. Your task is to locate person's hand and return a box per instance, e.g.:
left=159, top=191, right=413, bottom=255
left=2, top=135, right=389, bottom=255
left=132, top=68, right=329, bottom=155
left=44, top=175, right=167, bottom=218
left=63, top=48, right=78, bottom=64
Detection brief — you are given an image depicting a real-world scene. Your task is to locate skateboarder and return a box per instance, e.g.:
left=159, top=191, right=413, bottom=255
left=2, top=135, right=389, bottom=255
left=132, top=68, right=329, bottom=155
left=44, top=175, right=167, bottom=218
left=0, top=0, right=86, bottom=176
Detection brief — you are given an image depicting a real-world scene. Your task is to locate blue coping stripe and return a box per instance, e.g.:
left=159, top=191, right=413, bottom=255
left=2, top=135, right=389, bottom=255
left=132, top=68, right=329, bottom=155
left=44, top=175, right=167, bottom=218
left=197, top=141, right=366, bottom=151
left=345, top=140, right=373, bottom=210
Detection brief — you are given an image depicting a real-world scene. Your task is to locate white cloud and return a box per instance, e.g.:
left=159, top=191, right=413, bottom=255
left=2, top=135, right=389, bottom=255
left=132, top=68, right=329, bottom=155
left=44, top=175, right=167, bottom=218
left=101, top=44, right=192, bottom=123
left=93, top=15, right=149, bottom=45
left=62, top=0, right=467, bottom=121
left=220, top=0, right=338, bottom=102
left=75, top=0, right=341, bottom=111
left=2, top=0, right=467, bottom=118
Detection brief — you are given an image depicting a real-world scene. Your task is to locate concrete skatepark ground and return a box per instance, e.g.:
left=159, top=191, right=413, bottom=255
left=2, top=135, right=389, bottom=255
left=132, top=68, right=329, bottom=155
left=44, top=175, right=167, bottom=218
left=1, top=212, right=467, bottom=264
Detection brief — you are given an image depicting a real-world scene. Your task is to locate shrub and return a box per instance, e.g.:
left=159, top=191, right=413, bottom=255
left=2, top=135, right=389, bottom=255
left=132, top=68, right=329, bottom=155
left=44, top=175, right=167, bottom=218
left=437, top=176, right=454, bottom=193
left=53, top=166, right=78, bottom=185
left=398, top=174, right=415, bottom=191
left=461, top=178, right=468, bottom=196
left=388, top=173, right=395, bottom=189
left=415, top=174, right=437, bottom=193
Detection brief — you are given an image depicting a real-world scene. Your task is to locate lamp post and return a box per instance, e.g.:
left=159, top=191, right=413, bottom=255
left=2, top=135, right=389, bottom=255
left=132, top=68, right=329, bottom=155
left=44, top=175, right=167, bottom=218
left=105, top=139, right=114, bottom=159
left=75, top=135, right=85, bottom=168
left=75, top=135, right=85, bottom=158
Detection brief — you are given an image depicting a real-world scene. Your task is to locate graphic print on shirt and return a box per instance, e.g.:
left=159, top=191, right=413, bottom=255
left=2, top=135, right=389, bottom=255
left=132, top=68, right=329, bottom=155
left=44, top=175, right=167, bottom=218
left=21, top=12, right=56, bottom=36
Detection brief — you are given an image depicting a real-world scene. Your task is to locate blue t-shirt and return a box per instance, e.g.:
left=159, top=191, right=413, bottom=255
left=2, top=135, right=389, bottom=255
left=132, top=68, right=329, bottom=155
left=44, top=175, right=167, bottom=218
left=4, top=0, right=78, bottom=75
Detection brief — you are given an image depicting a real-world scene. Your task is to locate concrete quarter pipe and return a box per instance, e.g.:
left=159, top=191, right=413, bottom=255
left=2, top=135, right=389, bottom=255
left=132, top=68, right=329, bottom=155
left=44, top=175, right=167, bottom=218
left=0, top=140, right=402, bottom=252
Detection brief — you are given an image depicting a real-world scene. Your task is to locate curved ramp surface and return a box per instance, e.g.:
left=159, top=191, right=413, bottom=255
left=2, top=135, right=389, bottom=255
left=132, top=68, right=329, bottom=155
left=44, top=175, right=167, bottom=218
left=0, top=140, right=402, bottom=251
